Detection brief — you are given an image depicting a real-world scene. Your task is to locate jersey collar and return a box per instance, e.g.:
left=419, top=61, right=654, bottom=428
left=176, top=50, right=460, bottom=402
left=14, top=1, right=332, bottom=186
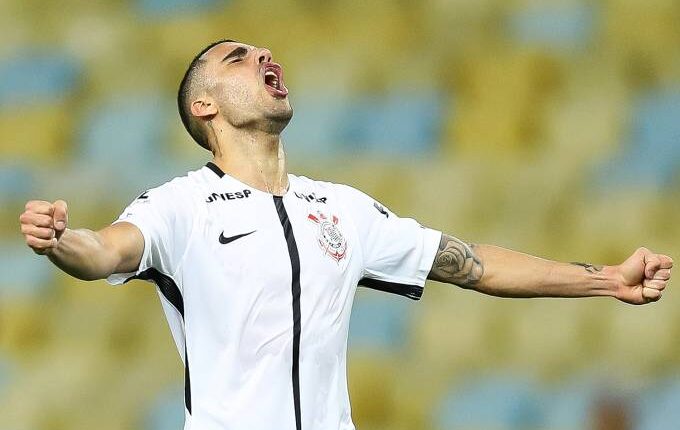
left=204, top=162, right=292, bottom=196
left=205, top=162, right=225, bottom=178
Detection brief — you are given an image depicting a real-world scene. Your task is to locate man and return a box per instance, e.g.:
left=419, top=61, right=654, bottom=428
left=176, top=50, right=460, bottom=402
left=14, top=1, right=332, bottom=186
left=19, top=40, right=673, bottom=430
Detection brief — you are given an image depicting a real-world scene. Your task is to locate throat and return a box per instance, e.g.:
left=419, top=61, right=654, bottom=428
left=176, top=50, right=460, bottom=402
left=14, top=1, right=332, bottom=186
left=212, top=142, right=289, bottom=196
left=256, top=154, right=288, bottom=196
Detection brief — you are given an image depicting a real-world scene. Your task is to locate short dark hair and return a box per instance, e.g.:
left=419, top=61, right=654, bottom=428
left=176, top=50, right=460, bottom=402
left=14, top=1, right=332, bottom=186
left=177, top=39, right=236, bottom=152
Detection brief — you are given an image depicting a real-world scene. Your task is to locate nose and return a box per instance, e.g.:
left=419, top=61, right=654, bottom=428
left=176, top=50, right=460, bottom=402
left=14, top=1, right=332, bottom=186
left=255, top=47, right=272, bottom=64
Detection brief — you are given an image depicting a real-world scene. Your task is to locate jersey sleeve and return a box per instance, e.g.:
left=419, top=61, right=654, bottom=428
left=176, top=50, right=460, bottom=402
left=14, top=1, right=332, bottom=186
left=106, top=183, right=192, bottom=285
left=334, top=184, right=441, bottom=300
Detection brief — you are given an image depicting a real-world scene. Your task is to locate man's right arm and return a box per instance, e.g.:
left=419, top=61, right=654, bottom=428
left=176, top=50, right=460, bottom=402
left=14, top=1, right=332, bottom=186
left=19, top=200, right=144, bottom=281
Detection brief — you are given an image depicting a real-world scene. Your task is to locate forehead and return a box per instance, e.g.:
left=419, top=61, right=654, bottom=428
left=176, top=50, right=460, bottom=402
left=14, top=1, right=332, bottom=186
left=201, top=41, right=254, bottom=62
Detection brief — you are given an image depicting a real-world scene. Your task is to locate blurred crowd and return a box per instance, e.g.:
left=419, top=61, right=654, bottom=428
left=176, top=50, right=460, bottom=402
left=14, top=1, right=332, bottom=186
left=1, top=0, right=679, bottom=429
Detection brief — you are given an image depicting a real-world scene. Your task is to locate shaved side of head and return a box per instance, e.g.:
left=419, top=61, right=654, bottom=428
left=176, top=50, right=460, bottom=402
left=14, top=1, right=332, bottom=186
left=177, top=39, right=236, bottom=152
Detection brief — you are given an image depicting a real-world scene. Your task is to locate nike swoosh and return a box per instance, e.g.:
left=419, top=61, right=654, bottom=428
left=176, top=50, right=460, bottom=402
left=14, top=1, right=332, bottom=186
left=219, top=230, right=256, bottom=245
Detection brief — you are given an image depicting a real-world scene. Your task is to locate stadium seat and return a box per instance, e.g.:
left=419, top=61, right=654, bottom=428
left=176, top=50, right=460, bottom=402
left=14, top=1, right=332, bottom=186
left=339, top=92, right=442, bottom=156
left=636, top=377, right=680, bottom=430
left=284, top=92, right=442, bottom=157
left=281, top=94, right=348, bottom=157
left=0, top=242, right=54, bottom=297
left=0, top=50, right=81, bottom=108
left=144, top=385, right=185, bottom=430
left=135, top=0, right=221, bottom=18
left=508, top=3, right=595, bottom=52
left=349, top=288, right=413, bottom=352
left=75, top=95, right=178, bottom=192
left=596, top=89, right=680, bottom=188
left=435, top=375, right=543, bottom=430
left=0, top=164, right=35, bottom=202
left=0, top=105, right=74, bottom=163
left=0, top=355, right=14, bottom=396
left=542, top=377, right=603, bottom=430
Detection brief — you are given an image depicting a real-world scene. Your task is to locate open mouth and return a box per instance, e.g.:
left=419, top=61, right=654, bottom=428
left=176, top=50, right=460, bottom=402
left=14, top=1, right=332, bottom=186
left=262, top=62, right=288, bottom=98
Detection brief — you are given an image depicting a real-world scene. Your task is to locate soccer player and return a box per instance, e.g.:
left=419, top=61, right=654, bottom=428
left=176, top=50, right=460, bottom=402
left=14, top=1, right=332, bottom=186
left=19, top=40, right=673, bottom=430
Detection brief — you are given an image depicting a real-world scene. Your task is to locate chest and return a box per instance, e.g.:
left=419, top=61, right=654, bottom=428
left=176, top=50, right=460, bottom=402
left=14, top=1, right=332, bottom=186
left=196, top=189, right=361, bottom=299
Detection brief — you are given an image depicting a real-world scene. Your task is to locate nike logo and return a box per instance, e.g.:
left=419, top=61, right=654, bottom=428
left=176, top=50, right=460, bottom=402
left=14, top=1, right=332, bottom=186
left=219, top=230, right=256, bottom=245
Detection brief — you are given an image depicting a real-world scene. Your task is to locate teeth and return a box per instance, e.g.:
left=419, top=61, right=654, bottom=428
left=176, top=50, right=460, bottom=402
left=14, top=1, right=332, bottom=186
left=264, top=70, right=280, bottom=89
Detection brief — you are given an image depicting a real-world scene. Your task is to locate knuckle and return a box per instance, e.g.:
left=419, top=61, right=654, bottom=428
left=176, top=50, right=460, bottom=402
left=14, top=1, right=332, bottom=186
left=36, top=228, right=53, bottom=239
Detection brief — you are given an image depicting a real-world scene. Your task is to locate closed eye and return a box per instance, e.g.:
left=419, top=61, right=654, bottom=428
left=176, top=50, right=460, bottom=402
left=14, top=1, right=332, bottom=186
left=222, top=46, right=248, bottom=64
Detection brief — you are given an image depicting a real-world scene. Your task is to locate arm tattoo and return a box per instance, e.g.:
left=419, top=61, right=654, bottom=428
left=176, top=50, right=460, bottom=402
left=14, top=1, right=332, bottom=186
left=570, top=262, right=603, bottom=274
left=428, top=234, right=484, bottom=288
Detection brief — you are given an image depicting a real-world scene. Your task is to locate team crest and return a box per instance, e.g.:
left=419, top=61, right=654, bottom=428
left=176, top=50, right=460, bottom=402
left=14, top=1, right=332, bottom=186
left=307, top=211, right=347, bottom=263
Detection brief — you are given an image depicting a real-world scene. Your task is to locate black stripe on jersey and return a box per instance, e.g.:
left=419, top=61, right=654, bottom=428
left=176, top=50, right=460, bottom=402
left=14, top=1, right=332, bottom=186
left=131, top=268, right=185, bottom=316
left=273, top=196, right=303, bottom=430
left=358, top=277, right=424, bottom=301
left=126, top=268, right=192, bottom=415
left=206, top=161, right=225, bottom=178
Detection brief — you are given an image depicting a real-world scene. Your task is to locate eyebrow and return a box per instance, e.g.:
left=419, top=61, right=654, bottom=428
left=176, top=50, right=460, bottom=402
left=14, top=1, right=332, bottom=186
left=222, top=46, right=248, bottom=62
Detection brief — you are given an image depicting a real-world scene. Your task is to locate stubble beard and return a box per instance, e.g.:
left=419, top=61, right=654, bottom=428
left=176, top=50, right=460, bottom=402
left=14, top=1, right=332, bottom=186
left=216, top=80, right=294, bottom=135
left=227, top=100, right=293, bottom=135
left=262, top=104, right=293, bottom=134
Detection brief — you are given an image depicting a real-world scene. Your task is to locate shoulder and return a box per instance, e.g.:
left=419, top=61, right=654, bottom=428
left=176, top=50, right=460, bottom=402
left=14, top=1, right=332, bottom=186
left=290, top=174, right=366, bottom=201
left=289, top=174, right=378, bottom=216
left=130, top=166, right=210, bottom=211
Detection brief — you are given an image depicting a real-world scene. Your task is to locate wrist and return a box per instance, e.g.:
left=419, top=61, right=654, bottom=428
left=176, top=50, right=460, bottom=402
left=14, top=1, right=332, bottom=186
left=599, top=265, right=623, bottom=298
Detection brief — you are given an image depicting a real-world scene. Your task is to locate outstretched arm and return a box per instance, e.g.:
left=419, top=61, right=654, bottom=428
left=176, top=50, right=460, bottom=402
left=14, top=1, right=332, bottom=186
left=20, top=200, right=144, bottom=281
left=427, top=234, right=673, bottom=305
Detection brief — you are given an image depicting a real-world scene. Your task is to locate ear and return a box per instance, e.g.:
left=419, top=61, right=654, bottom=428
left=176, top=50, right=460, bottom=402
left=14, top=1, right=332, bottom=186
left=190, top=97, right=218, bottom=119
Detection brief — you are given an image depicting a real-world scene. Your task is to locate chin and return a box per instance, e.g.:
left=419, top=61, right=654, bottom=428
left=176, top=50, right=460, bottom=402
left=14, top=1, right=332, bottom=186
left=265, top=105, right=293, bottom=132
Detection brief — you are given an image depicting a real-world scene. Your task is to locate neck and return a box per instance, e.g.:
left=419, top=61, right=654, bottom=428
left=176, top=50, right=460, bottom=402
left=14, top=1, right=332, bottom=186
left=211, top=126, right=289, bottom=196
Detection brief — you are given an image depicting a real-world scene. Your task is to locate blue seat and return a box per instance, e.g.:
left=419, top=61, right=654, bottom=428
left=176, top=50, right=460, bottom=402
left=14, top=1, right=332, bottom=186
left=0, top=164, right=35, bottom=203
left=0, top=354, right=14, bottom=396
left=348, top=288, right=413, bottom=352
left=436, top=375, right=543, bottom=430
left=596, top=90, right=680, bottom=188
left=0, top=243, right=54, bottom=297
left=136, top=0, right=222, bottom=17
left=508, top=4, right=595, bottom=52
left=542, top=377, right=602, bottom=430
left=0, top=51, right=81, bottom=108
left=636, top=377, right=680, bottom=430
left=78, top=95, right=168, bottom=163
left=283, top=91, right=442, bottom=157
left=339, top=91, right=443, bottom=156
left=144, top=385, right=185, bottom=430
left=75, top=95, right=178, bottom=192
left=282, top=94, right=348, bottom=157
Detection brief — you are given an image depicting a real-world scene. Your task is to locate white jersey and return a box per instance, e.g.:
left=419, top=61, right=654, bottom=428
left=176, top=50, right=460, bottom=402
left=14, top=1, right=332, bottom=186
left=107, top=162, right=441, bottom=430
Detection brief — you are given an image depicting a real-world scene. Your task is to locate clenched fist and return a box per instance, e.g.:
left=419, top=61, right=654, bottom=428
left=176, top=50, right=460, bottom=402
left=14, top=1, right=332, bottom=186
left=19, top=200, right=68, bottom=255
left=615, top=247, right=673, bottom=305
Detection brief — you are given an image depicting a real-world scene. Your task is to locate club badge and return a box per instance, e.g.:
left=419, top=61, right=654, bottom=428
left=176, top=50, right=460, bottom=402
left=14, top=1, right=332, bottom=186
left=308, top=211, right=347, bottom=263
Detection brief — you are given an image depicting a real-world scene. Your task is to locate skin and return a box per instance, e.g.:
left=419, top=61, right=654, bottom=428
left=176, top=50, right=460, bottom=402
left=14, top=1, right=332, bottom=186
left=19, top=41, right=673, bottom=305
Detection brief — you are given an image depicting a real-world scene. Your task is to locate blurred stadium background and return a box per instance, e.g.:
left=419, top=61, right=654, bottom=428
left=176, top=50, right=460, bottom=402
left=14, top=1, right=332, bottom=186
left=1, top=0, right=679, bottom=429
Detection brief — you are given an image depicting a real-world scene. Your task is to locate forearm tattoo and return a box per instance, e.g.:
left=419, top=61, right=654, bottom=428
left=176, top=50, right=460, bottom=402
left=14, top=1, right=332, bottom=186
left=570, top=262, right=603, bottom=274
left=428, top=234, right=484, bottom=288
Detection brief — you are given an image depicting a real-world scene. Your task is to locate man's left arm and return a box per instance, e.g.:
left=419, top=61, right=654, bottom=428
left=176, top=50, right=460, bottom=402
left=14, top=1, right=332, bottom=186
left=427, top=234, right=673, bottom=305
